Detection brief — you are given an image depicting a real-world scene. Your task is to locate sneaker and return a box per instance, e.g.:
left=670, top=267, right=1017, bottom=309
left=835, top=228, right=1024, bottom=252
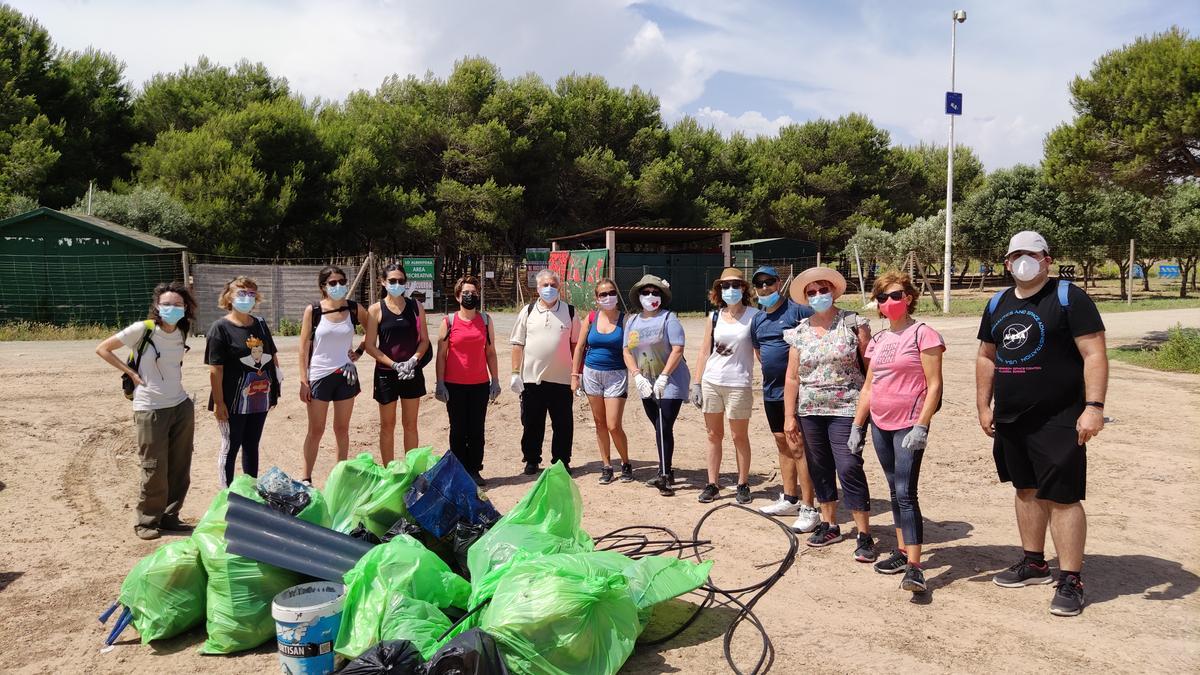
left=807, top=522, right=843, bottom=547
left=134, top=525, right=161, bottom=541
left=901, top=565, right=928, bottom=593
left=698, top=483, right=721, bottom=503
left=854, top=534, right=878, bottom=563
left=647, top=471, right=676, bottom=496
left=159, top=515, right=194, bottom=532
left=735, top=484, right=752, bottom=504
left=301, top=478, right=313, bottom=487
left=598, top=466, right=615, bottom=485
left=759, top=493, right=802, bottom=517
left=523, top=462, right=540, bottom=476
left=619, top=463, right=635, bottom=482
left=469, top=471, right=487, bottom=487
left=873, top=550, right=908, bottom=575
left=791, top=505, right=821, bottom=533
left=562, top=463, right=573, bottom=478
left=1050, top=574, right=1085, bottom=617
left=992, top=558, right=1053, bottom=588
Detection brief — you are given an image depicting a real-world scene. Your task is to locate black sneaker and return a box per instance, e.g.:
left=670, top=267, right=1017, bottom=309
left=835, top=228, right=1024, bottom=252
left=159, top=515, right=194, bottom=532
left=735, top=483, right=751, bottom=504
left=619, top=463, right=635, bottom=482
left=854, top=534, right=878, bottom=563
left=698, top=483, right=720, bottom=503
left=647, top=471, right=675, bottom=496
left=993, top=558, right=1053, bottom=588
left=598, top=466, right=615, bottom=485
left=807, top=522, right=843, bottom=547
left=1050, top=574, right=1084, bottom=616
left=562, top=463, right=573, bottom=478
left=901, top=565, right=928, bottom=593
left=522, top=462, right=540, bottom=476
left=873, top=550, right=908, bottom=575
left=469, top=471, right=487, bottom=487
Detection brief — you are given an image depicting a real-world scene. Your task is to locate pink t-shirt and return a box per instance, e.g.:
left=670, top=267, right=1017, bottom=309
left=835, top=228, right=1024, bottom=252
left=444, top=313, right=490, bottom=385
left=863, top=322, right=945, bottom=431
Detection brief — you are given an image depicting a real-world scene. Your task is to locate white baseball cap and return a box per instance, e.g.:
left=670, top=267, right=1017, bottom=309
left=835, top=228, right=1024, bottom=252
left=1005, top=231, right=1049, bottom=256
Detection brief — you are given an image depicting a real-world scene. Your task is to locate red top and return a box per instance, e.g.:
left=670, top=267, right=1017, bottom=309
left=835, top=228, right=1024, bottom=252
left=444, top=313, right=489, bottom=385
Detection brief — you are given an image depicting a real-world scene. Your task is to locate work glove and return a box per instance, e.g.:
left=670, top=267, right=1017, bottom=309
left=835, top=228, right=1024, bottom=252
left=653, top=374, right=669, bottom=399
left=434, top=380, right=449, bottom=403
left=489, top=378, right=501, bottom=402
left=575, top=384, right=586, bottom=398
left=342, top=362, right=359, bottom=387
left=902, top=424, right=929, bottom=451
left=689, top=383, right=703, bottom=409
left=847, top=424, right=866, bottom=456
left=510, top=373, right=524, bottom=394
left=634, top=374, right=653, bottom=400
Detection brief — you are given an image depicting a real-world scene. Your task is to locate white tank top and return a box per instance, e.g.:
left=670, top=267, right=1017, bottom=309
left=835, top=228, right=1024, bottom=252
left=703, top=306, right=760, bottom=387
left=309, top=312, right=354, bottom=381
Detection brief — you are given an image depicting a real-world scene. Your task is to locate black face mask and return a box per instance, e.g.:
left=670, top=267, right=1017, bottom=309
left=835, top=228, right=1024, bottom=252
left=460, top=293, right=479, bottom=310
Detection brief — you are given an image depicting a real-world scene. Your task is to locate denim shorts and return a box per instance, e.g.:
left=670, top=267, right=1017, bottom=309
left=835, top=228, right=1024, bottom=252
left=581, top=366, right=627, bottom=398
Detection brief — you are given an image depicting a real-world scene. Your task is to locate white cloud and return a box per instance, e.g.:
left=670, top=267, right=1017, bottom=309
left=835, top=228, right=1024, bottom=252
left=691, top=106, right=794, bottom=137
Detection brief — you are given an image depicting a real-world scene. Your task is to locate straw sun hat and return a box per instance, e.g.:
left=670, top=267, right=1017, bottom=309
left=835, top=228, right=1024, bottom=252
left=789, top=267, right=847, bottom=305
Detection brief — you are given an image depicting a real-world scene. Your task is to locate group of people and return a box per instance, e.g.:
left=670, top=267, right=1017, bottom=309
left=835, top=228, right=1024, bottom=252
left=97, top=230, right=1106, bottom=615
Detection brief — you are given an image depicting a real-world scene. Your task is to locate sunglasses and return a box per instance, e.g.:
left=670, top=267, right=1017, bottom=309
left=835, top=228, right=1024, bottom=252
left=234, top=290, right=257, bottom=299
left=385, top=278, right=406, bottom=284
left=805, top=287, right=831, bottom=297
left=640, top=289, right=661, bottom=297
left=597, top=290, right=618, bottom=298
left=875, top=290, right=906, bottom=303
left=719, top=282, right=745, bottom=290
left=326, top=279, right=347, bottom=287
left=752, top=279, right=777, bottom=289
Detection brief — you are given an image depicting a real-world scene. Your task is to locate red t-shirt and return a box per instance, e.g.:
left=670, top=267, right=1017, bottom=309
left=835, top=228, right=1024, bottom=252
left=863, top=322, right=945, bottom=431
left=444, top=314, right=490, bottom=385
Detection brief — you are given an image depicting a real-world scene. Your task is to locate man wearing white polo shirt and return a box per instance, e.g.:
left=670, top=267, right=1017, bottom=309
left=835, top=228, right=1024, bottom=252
left=510, top=269, right=581, bottom=476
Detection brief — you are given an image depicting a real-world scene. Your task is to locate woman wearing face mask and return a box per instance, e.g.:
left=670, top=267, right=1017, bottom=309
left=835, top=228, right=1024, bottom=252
left=571, top=279, right=631, bottom=485
left=364, top=263, right=430, bottom=463
left=299, top=266, right=369, bottom=484
left=205, top=276, right=282, bottom=488
left=693, top=268, right=760, bottom=505
left=851, top=271, right=944, bottom=594
left=623, top=275, right=690, bottom=496
left=783, top=267, right=877, bottom=562
left=434, top=276, right=501, bottom=486
left=96, top=282, right=198, bottom=540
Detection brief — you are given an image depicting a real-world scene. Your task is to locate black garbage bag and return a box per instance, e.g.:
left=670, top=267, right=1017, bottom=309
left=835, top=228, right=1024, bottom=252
left=386, top=516, right=456, bottom=569
left=255, top=466, right=313, bottom=517
left=341, top=639, right=425, bottom=675
left=423, top=628, right=509, bottom=675
left=451, top=521, right=493, bottom=580
left=349, top=523, right=384, bottom=545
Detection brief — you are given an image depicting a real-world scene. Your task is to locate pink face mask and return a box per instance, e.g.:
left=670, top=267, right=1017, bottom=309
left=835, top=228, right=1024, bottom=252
left=880, top=297, right=909, bottom=321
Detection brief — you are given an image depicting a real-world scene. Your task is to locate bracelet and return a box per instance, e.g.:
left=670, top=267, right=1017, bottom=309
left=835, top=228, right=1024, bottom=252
left=572, top=372, right=582, bottom=377
left=1085, top=401, right=1104, bottom=409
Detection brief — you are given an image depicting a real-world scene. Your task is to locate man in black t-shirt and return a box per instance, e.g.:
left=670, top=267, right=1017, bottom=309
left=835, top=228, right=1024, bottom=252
left=975, top=231, right=1108, bottom=617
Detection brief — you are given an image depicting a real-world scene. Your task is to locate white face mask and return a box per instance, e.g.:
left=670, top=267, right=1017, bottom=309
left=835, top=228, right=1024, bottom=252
left=640, top=294, right=661, bottom=311
left=1011, top=255, right=1042, bottom=282
left=596, top=295, right=618, bottom=310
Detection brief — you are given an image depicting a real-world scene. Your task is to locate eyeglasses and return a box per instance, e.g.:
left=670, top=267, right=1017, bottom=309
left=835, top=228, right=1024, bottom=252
left=719, top=282, right=744, bottom=290
left=875, top=290, right=905, bottom=303
left=597, top=290, right=618, bottom=298
left=640, top=289, right=661, bottom=297
left=326, top=279, right=347, bottom=287
left=752, top=279, right=777, bottom=289
left=234, top=290, right=257, bottom=299
left=805, top=287, right=830, bottom=297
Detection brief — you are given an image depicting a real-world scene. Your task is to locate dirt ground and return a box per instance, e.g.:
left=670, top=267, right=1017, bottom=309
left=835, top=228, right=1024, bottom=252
left=0, top=306, right=1197, bottom=674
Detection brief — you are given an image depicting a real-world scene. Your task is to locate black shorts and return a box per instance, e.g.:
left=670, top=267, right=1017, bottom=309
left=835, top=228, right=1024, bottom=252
left=309, top=369, right=360, bottom=402
left=373, top=367, right=426, bottom=404
left=993, top=412, right=1086, bottom=504
left=763, top=400, right=787, bottom=434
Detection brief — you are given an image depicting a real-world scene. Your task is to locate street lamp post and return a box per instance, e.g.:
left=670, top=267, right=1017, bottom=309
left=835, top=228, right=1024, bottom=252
left=943, top=9, right=965, bottom=313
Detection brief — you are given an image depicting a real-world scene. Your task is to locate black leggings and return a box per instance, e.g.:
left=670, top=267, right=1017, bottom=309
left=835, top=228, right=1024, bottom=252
left=642, top=398, right=683, bottom=473
left=446, top=382, right=489, bottom=473
left=218, top=412, right=267, bottom=488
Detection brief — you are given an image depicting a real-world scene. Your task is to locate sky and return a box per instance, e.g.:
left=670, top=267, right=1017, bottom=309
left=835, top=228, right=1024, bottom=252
left=13, top=0, right=1198, bottom=170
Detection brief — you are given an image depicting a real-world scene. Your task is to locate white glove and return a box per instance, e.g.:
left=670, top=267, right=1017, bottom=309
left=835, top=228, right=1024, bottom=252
left=653, top=374, right=669, bottom=399
left=634, top=374, right=653, bottom=399
left=689, top=383, right=703, bottom=409
left=510, top=373, right=524, bottom=394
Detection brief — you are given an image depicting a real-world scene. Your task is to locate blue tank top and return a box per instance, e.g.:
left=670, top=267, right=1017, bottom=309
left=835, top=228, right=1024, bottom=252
left=583, top=311, right=625, bottom=371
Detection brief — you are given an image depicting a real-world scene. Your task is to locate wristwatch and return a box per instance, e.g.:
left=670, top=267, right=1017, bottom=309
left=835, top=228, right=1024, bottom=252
left=1085, top=401, right=1104, bottom=409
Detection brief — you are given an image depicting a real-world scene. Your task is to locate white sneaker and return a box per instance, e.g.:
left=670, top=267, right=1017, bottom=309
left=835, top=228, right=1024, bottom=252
left=791, top=505, right=821, bottom=533
left=759, top=493, right=802, bottom=516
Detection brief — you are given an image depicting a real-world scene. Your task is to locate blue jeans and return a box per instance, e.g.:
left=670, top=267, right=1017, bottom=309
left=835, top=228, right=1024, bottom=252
left=799, top=415, right=870, bottom=512
left=871, top=425, right=926, bottom=545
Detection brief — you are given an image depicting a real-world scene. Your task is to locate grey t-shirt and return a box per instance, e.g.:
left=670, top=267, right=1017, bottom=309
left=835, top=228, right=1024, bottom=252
left=624, top=311, right=691, bottom=400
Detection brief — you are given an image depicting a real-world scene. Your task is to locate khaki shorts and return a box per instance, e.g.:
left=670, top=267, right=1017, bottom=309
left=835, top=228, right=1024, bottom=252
left=701, top=381, right=753, bottom=419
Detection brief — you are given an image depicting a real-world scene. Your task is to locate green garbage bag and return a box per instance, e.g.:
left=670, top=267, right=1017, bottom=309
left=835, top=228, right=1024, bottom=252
left=117, top=538, right=207, bottom=643
left=326, top=449, right=439, bottom=536
left=378, top=595, right=453, bottom=659
left=335, top=534, right=471, bottom=659
left=478, top=553, right=640, bottom=675
left=193, top=474, right=327, bottom=654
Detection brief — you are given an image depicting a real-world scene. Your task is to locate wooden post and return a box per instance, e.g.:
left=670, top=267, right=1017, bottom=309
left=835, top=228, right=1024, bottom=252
left=180, top=251, right=191, bottom=288
left=721, top=231, right=731, bottom=267
left=351, top=252, right=372, bottom=303
left=605, top=228, right=617, bottom=279
left=853, top=244, right=866, bottom=306
left=480, top=256, right=487, bottom=312
left=1127, top=239, right=1134, bottom=305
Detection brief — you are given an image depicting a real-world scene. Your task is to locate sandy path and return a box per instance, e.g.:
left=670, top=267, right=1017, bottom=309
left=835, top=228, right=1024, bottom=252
left=0, top=307, right=1196, bottom=674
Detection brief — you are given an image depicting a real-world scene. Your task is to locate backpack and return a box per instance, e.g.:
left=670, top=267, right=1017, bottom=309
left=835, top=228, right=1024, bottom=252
left=444, top=311, right=492, bottom=346
left=122, top=320, right=158, bottom=400
left=524, top=300, right=575, bottom=322
left=987, top=279, right=1071, bottom=319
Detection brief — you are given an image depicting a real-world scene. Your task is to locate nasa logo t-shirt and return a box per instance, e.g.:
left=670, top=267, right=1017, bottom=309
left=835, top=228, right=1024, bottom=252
left=978, top=281, right=1104, bottom=423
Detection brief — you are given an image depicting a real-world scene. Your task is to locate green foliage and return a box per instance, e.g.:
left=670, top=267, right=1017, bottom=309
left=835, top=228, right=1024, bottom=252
left=1110, top=324, right=1200, bottom=374
left=133, top=56, right=289, bottom=139
left=68, top=185, right=197, bottom=245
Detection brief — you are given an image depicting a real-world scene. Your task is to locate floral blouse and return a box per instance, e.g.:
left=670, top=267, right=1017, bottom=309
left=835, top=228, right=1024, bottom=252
left=786, top=309, right=868, bottom=417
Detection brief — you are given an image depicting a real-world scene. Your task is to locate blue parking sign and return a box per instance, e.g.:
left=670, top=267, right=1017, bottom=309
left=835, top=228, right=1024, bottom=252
left=945, top=91, right=962, bottom=115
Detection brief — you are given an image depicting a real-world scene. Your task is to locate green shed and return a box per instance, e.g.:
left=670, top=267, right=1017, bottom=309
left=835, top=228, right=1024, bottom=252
left=731, top=237, right=818, bottom=267
left=0, top=207, right=186, bottom=325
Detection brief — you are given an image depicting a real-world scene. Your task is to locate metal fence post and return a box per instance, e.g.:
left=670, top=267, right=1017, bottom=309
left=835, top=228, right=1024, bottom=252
left=1127, top=239, right=1135, bottom=305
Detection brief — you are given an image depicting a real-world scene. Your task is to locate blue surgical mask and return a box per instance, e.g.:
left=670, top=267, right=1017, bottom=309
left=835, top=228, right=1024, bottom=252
left=539, top=286, right=559, bottom=303
left=385, top=282, right=407, bottom=298
left=721, top=287, right=743, bottom=305
left=232, top=296, right=255, bottom=313
left=758, top=291, right=780, bottom=308
left=809, top=292, right=834, bottom=312
left=327, top=284, right=349, bottom=300
left=158, top=305, right=185, bottom=326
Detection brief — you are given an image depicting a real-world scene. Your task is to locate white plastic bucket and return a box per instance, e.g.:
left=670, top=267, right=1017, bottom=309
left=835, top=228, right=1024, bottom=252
left=272, top=581, right=345, bottom=675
